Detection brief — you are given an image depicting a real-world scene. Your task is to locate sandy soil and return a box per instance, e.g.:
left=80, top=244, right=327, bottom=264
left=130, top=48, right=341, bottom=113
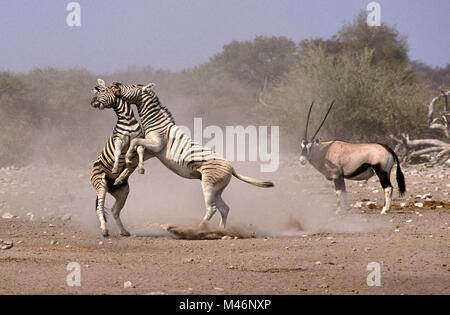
left=0, top=160, right=449, bottom=295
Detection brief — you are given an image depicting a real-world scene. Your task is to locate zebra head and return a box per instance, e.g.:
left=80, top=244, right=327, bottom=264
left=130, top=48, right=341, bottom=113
left=91, top=79, right=116, bottom=110
left=299, top=100, right=335, bottom=165
left=110, top=82, right=155, bottom=104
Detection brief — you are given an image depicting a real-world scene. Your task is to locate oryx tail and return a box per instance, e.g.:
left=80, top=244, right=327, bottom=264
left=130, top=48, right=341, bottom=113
left=378, top=143, right=406, bottom=196
left=232, top=169, right=274, bottom=188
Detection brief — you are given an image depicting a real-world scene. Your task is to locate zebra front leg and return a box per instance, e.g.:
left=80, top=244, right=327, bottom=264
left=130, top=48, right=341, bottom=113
left=112, top=137, right=127, bottom=174
left=125, top=134, right=164, bottom=168
left=334, top=177, right=349, bottom=214
left=114, top=168, right=130, bottom=186
left=109, top=182, right=131, bottom=236
left=136, top=145, right=145, bottom=174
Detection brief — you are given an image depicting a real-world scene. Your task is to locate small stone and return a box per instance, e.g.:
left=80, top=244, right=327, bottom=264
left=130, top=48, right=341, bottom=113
left=400, top=202, right=408, bottom=207
left=50, top=240, right=57, bottom=245
left=372, top=190, right=379, bottom=194
left=394, top=229, right=400, bottom=232
left=61, top=214, right=72, bottom=221
left=65, top=245, right=72, bottom=248
left=1, top=241, right=13, bottom=250
left=221, top=235, right=232, bottom=240
left=319, top=284, right=329, bottom=288
left=406, top=219, right=413, bottom=223
left=124, top=281, right=134, bottom=289
left=315, top=261, right=322, bottom=265
left=414, top=202, right=424, bottom=208
left=98, top=241, right=103, bottom=245
left=48, top=224, right=55, bottom=227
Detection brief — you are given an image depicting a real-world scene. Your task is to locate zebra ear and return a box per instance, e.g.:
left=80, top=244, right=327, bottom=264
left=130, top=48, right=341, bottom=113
left=97, top=78, right=106, bottom=88
left=143, top=83, right=156, bottom=91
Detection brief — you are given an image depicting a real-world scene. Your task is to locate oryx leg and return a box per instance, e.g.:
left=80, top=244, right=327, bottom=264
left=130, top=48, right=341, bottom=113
left=112, top=137, right=128, bottom=174
left=334, top=177, right=349, bottom=214
left=95, top=177, right=109, bottom=237
left=374, top=166, right=393, bottom=214
left=125, top=132, right=164, bottom=168
left=109, top=182, right=131, bottom=236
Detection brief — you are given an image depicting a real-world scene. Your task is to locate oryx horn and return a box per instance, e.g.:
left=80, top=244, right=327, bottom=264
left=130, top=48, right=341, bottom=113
left=310, top=100, right=335, bottom=142
left=304, top=101, right=315, bottom=140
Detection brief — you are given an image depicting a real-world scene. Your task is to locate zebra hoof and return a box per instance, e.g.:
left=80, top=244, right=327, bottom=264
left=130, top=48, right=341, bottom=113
left=101, top=230, right=109, bottom=238
left=138, top=168, right=145, bottom=175
left=113, top=179, right=123, bottom=186
left=120, top=231, right=131, bottom=237
left=111, top=167, right=119, bottom=174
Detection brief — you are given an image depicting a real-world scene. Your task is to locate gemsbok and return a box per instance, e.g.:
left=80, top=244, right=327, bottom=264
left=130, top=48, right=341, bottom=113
left=299, top=101, right=406, bottom=214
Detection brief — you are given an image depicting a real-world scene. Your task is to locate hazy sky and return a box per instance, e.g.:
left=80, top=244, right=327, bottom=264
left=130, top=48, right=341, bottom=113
left=1, top=0, right=449, bottom=74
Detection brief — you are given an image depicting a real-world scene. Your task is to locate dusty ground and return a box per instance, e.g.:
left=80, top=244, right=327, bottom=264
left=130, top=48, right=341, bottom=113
left=0, top=159, right=449, bottom=295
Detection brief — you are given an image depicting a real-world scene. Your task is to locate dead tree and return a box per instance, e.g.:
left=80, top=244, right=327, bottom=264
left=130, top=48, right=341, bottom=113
left=391, top=90, right=450, bottom=165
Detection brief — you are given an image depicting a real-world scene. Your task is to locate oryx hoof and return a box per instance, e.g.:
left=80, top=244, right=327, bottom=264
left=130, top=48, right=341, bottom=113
left=380, top=208, right=389, bottom=215
left=120, top=230, right=131, bottom=237
left=138, top=168, right=145, bottom=175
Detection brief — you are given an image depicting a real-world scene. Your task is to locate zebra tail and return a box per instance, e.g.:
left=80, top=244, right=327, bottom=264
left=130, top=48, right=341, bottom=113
left=232, top=169, right=274, bottom=188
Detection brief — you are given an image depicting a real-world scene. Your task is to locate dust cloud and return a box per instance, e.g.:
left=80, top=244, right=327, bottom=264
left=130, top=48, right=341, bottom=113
left=0, top=85, right=389, bottom=239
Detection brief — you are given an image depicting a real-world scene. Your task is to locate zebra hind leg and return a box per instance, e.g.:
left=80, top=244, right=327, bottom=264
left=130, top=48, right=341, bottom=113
left=109, top=182, right=131, bottom=236
left=96, top=187, right=109, bottom=237
left=216, top=196, right=230, bottom=229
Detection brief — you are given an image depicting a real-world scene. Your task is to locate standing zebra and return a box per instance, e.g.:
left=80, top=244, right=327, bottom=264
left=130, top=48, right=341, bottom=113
left=97, top=81, right=274, bottom=229
left=90, top=79, right=152, bottom=237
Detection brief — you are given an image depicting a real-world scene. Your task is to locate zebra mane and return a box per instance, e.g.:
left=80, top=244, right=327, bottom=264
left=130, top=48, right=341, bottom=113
left=144, top=89, right=176, bottom=124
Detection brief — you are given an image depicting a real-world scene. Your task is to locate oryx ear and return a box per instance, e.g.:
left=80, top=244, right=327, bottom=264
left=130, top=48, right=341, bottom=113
left=97, top=78, right=106, bottom=88
left=300, top=140, right=307, bottom=148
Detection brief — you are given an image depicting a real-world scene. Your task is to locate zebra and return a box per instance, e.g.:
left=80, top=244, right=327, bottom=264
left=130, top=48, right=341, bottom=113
left=299, top=101, right=406, bottom=214
left=90, top=79, right=152, bottom=237
left=97, top=81, right=274, bottom=229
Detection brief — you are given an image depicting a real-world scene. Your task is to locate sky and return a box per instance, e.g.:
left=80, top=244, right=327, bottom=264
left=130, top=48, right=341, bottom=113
left=1, top=0, right=449, bottom=74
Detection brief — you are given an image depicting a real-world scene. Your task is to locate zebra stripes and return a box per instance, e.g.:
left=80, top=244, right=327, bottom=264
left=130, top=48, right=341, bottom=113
left=89, top=79, right=148, bottom=237
left=108, top=82, right=273, bottom=229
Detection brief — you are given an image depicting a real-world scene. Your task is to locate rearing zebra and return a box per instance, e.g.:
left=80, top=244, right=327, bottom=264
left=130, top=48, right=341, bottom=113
left=100, top=81, right=274, bottom=228
left=90, top=79, right=152, bottom=237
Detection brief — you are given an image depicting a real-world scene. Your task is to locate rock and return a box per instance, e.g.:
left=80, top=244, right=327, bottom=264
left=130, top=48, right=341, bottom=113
left=414, top=202, right=424, bottom=208
left=2, top=212, right=16, bottom=219
left=61, top=214, right=72, bottom=221
left=1, top=240, right=13, bottom=250
left=124, top=281, right=135, bottom=289
left=353, top=201, right=363, bottom=208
